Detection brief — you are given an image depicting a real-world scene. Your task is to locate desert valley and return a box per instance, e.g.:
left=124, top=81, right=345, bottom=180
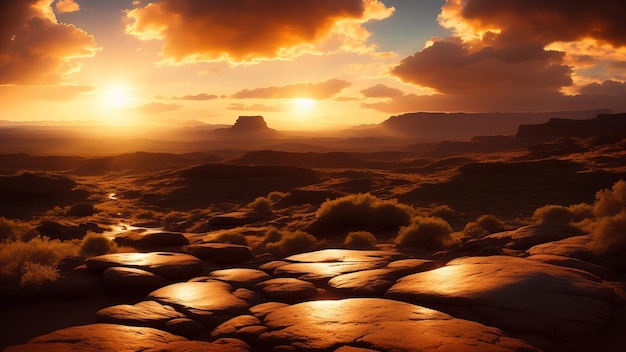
left=1, top=111, right=626, bottom=351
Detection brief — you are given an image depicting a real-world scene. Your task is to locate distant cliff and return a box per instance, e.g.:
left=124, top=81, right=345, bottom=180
left=376, top=110, right=609, bottom=141
left=516, top=113, right=626, bottom=144
left=213, top=116, right=278, bottom=137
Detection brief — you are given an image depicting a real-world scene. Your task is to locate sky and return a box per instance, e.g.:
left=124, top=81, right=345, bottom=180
left=1, top=0, right=626, bottom=130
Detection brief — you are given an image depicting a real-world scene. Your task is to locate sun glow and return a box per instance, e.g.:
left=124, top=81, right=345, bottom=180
left=102, top=84, right=135, bottom=109
left=292, top=98, right=316, bottom=112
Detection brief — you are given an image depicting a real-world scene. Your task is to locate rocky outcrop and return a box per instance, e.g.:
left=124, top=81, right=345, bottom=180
left=516, top=113, right=626, bottom=144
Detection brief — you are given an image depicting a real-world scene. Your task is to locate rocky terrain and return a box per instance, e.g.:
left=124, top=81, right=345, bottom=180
left=1, top=113, right=626, bottom=351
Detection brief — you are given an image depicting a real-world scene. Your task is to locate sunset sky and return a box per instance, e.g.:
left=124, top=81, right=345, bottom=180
left=2, top=0, right=626, bottom=130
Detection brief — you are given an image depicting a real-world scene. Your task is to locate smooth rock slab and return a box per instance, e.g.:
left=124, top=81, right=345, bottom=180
left=254, top=278, right=317, bottom=302
left=102, top=267, right=169, bottom=293
left=386, top=256, right=616, bottom=345
left=207, top=268, right=271, bottom=289
left=184, top=243, right=251, bottom=264
left=148, top=281, right=250, bottom=324
left=87, top=252, right=203, bottom=280
left=285, top=249, right=404, bottom=263
left=3, top=323, right=187, bottom=352
left=258, top=298, right=539, bottom=351
left=328, top=268, right=408, bottom=297
left=484, top=224, right=583, bottom=250
left=96, top=300, right=186, bottom=328
left=274, top=261, right=388, bottom=284
left=114, top=231, right=189, bottom=249
left=143, top=339, right=251, bottom=352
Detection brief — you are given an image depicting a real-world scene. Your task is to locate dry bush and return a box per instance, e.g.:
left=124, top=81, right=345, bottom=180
left=267, top=191, right=287, bottom=202
left=0, top=236, right=78, bottom=291
left=590, top=211, right=626, bottom=254
left=428, top=204, right=459, bottom=219
left=248, top=196, right=273, bottom=214
left=214, top=231, right=248, bottom=246
left=594, top=180, right=626, bottom=217
left=395, top=217, right=454, bottom=251
left=19, top=262, right=59, bottom=289
left=476, top=214, right=505, bottom=233
left=0, top=217, right=36, bottom=241
left=533, top=205, right=578, bottom=225
left=265, top=229, right=321, bottom=257
left=314, top=193, right=412, bottom=235
left=462, top=221, right=488, bottom=238
left=79, top=233, right=119, bottom=257
left=344, top=231, right=377, bottom=249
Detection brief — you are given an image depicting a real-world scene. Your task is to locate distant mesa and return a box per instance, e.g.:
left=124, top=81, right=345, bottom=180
left=516, top=112, right=626, bottom=144
left=213, top=116, right=278, bottom=137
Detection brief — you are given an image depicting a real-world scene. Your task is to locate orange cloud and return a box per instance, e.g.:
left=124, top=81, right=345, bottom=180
left=0, top=0, right=97, bottom=84
left=125, top=0, right=393, bottom=63
left=228, top=103, right=284, bottom=113
left=55, top=0, right=80, bottom=13
left=171, top=93, right=219, bottom=101
left=232, top=79, right=351, bottom=100
left=135, top=101, right=181, bottom=114
left=360, top=84, right=404, bottom=98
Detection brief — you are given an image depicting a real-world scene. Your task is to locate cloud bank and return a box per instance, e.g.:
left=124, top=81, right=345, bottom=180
left=0, top=0, right=97, bottom=84
left=125, top=0, right=393, bottom=63
left=233, top=79, right=351, bottom=100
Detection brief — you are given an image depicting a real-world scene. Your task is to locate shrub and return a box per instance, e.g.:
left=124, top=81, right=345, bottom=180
left=267, top=191, right=287, bottom=202
left=590, top=211, right=626, bottom=254
left=0, top=217, right=36, bottom=241
left=344, top=231, right=377, bottom=249
left=214, top=231, right=248, bottom=246
left=395, top=217, right=454, bottom=251
left=266, top=230, right=320, bottom=257
left=463, top=221, right=487, bottom=238
left=79, top=233, right=118, bottom=257
left=314, top=193, right=412, bottom=234
left=248, top=196, right=273, bottom=214
left=476, top=214, right=505, bottom=234
left=594, top=180, right=626, bottom=217
left=428, top=205, right=459, bottom=219
left=19, top=262, right=59, bottom=289
left=263, top=227, right=284, bottom=244
left=533, top=205, right=577, bottom=225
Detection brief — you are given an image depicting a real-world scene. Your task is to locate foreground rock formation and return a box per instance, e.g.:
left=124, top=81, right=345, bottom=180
left=4, top=226, right=626, bottom=352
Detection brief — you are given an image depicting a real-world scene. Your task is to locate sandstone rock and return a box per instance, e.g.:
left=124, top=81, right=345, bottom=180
left=207, top=268, right=272, bottom=289
left=386, top=258, right=440, bottom=272
left=285, top=249, right=404, bottom=263
left=274, top=261, right=388, bottom=285
left=3, top=323, right=187, bottom=352
left=184, top=243, right=251, bottom=264
left=528, top=254, right=618, bottom=280
left=249, top=302, right=289, bottom=320
left=258, top=260, right=290, bottom=273
left=386, top=255, right=617, bottom=349
left=36, top=220, right=86, bottom=241
left=258, top=298, right=539, bottom=351
left=254, top=278, right=317, bottom=302
left=114, top=231, right=189, bottom=249
left=209, top=212, right=264, bottom=228
left=148, top=281, right=250, bottom=326
left=485, top=224, right=583, bottom=250
left=86, top=252, right=203, bottom=280
left=327, top=268, right=407, bottom=297
left=96, top=300, right=185, bottom=328
left=143, top=339, right=251, bottom=352
left=102, top=267, right=170, bottom=294
left=210, top=315, right=266, bottom=344
left=164, top=318, right=205, bottom=338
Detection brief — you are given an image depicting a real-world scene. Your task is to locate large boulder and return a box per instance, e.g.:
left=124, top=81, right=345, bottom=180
left=66, top=203, right=95, bottom=217
left=183, top=243, right=251, bottom=264
left=86, top=252, right=203, bottom=280
left=386, top=255, right=618, bottom=350
left=102, top=267, right=170, bottom=294
left=258, top=298, right=539, bottom=351
left=114, top=231, right=189, bottom=249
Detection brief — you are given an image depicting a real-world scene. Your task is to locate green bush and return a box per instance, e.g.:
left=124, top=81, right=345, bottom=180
left=266, top=230, right=320, bottom=257
left=314, top=193, right=412, bottom=235
left=344, top=231, right=377, bottom=249
left=395, top=217, right=454, bottom=251
left=79, top=233, right=118, bottom=257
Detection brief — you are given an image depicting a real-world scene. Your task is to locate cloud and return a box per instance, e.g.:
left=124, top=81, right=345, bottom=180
left=228, top=103, right=284, bottom=112
left=0, top=0, right=97, bottom=85
left=125, top=0, right=393, bottom=63
left=0, top=85, right=94, bottom=101
left=232, top=79, right=351, bottom=99
left=360, top=84, right=404, bottom=98
left=134, top=101, right=181, bottom=114
left=392, top=40, right=572, bottom=94
left=171, top=93, right=219, bottom=101
left=55, top=0, right=80, bottom=13
left=387, top=0, right=626, bottom=113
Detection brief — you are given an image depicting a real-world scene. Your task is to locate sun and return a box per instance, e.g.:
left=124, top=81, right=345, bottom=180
left=292, top=98, right=316, bottom=112
left=102, top=84, right=135, bottom=109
